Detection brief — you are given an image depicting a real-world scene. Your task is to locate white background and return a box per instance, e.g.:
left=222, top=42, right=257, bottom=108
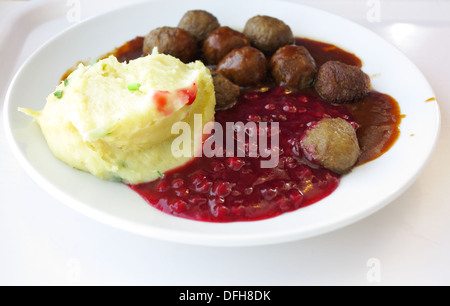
left=1, top=0, right=449, bottom=285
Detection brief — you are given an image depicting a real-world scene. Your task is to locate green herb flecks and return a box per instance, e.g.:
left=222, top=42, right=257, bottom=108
left=111, top=175, right=124, bottom=183
left=64, top=78, right=69, bottom=87
left=119, top=161, right=127, bottom=168
left=54, top=90, right=64, bottom=99
left=156, top=170, right=163, bottom=179
left=127, top=83, right=142, bottom=91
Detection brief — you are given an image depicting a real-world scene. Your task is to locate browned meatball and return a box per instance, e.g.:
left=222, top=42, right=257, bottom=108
left=270, top=45, right=317, bottom=90
left=178, top=10, right=220, bottom=44
left=300, top=118, right=360, bottom=174
left=202, top=26, right=250, bottom=65
left=143, top=26, right=198, bottom=63
left=216, top=46, right=268, bottom=87
left=315, top=61, right=370, bottom=103
left=243, top=15, right=294, bottom=55
left=213, top=73, right=241, bottom=111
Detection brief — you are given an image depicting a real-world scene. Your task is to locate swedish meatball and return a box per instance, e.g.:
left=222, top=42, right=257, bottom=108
left=315, top=61, right=370, bottom=103
left=143, top=27, right=198, bottom=63
left=178, top=10, right=220, bottom=44
left=202, top=26, right=250, bottom=65
left=217, top=46, right=267, bottom=87
left=213, top=73, right=241, bottom=111
left=270, top=45, right=317, bottom=90
left=300, top=118, right=360, bottom=174
left=243, top=15, right=294, bottom=55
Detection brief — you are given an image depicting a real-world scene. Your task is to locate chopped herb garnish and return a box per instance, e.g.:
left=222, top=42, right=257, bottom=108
left=54, top=90, right=64, bottom=99
left=90, top=60, right=99, bottom=66
left=127, top=83, right=141, bottom=91
left=64, top=79, right=69, bottom=87
left=111, top=176, right=124, bottom=183
left=156, top=170, right=163, bottom=179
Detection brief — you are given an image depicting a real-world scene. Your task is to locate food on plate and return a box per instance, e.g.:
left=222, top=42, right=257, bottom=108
left=301, top=118, right=361, bottom=174
left=216, top=46, right=268, bottom=87
left=345, top=92, right=402, bottom=165
left=19, top=50, right=215, bottom=184
left=314, top=60, right=371, bottom=103
left=118, top=11, right=400, bottom=222
left=131, top=87, right=349, bottom=222
left=21, top=9, right=402, bottom=223
left=143, top=27, right=198, bottom=63
left=270, top=45, right=317, bottom=90
left=202, top=26, right=250, bottom=65
left=212, top=73, right=241, bottom=111
left=243, top=15, right=294, bottom=55
left=178, top=9, right=220, bottom=44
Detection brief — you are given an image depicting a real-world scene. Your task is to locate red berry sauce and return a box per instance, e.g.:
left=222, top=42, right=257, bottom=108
left=128, top=86, right=357, bottom=222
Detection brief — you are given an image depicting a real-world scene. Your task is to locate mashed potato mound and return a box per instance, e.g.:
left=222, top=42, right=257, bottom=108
left=20, top=50, right=215, bottom=184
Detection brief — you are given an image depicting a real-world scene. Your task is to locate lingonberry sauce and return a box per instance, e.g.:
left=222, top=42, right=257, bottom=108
left=129, top=87, right=355, bottom=222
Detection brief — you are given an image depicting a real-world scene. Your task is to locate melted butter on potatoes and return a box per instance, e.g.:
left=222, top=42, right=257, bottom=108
left=20, top=49, right=215, bottom=184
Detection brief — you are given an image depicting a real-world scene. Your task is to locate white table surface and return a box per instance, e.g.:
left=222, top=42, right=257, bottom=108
left=1, top=0, right=449, bottom=286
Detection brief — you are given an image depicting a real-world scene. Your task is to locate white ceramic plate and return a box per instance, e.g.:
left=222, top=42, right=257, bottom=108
left=4, top=0, right=440, bottom=246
